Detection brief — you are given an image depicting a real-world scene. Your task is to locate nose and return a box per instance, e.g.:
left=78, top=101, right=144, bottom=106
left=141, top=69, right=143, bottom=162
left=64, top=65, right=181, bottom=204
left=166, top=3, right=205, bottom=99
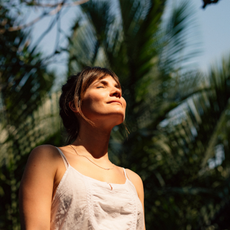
left=110, top=87, right=121, bottom=98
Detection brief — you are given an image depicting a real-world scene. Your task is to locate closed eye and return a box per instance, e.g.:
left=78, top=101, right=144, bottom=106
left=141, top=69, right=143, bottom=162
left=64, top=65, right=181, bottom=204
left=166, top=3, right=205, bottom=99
left=96, top=86, right=104, bottom=88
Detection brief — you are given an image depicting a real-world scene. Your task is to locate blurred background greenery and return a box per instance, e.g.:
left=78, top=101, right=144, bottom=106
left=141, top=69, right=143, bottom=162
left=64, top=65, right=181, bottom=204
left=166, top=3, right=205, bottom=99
left=1, top=0, right=230, bottom=229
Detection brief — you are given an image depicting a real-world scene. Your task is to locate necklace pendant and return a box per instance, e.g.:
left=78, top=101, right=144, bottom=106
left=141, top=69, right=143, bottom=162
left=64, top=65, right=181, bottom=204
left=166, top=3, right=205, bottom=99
left=107, top=183, right=113, bottom=190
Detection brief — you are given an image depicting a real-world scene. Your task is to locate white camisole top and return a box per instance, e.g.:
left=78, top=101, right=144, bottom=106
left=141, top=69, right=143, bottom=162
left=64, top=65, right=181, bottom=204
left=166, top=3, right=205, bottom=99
left=50, top=148, right=144, bottom=230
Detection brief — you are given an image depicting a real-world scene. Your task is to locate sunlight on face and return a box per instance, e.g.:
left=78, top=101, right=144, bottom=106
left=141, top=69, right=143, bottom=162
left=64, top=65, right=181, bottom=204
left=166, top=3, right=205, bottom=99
left=80, top=75, right=126, bottom=126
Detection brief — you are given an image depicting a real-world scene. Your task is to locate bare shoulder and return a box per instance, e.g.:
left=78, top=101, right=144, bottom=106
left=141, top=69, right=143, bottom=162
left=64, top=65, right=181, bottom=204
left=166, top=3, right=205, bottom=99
left=27, top=144, right=63, bottom=166
left=125, top=169, right=144, bottom=198
left=20, top=145, right=63, bottom=198
left=125, top=169, right=143, bottom=186
left=29, top=144, right=60, bottom=159
left=22, top=145, right=62, bottom=180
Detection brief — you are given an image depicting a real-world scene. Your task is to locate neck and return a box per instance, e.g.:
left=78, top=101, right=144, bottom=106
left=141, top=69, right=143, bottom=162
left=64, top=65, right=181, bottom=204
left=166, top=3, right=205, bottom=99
left=71, top=121, right=112, bottom=159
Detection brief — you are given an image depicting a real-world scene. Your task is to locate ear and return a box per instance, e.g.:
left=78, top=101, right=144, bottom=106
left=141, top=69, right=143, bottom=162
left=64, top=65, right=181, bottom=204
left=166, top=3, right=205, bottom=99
left=69, top=100, right=79, bottom=113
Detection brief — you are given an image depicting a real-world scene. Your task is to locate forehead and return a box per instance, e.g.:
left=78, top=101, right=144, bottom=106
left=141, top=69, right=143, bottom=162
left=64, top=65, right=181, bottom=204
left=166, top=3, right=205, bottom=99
left=94, top=75, right=120, bottom=84
left=94, top=75, right=120, bottom=85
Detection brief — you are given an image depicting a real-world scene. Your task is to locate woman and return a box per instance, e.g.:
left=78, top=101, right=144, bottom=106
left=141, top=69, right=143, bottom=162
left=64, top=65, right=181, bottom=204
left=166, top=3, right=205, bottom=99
left=19, top=66, right=145, bottom=230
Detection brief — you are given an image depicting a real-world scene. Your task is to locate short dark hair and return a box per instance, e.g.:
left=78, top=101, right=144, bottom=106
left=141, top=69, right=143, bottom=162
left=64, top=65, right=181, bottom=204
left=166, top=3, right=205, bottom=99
left=59, top=66, right=120, bottom=144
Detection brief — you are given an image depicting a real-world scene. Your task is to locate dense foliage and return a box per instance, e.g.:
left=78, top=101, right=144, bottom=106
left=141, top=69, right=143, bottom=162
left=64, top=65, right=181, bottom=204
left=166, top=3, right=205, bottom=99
left=0, top=6, right=56, bottom=230
left=0, top=0, right=230, bottom=229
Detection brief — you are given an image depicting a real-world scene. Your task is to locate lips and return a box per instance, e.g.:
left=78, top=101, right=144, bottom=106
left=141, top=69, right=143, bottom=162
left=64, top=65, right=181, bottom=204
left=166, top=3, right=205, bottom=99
left=108, top=100, right=122, bottom=105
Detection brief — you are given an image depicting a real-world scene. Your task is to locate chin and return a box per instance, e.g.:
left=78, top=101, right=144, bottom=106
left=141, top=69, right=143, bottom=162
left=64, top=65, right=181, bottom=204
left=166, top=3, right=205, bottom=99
left=100, top=113, right=125, bottom=128
left=112, top=114, right=125, bottom=126
left=83, top=111, right=125, bottom=127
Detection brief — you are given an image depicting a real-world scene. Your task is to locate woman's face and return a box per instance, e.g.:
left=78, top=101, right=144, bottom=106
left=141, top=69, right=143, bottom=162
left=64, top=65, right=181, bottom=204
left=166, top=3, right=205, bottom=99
left=79, top=75, right=126, bottom=126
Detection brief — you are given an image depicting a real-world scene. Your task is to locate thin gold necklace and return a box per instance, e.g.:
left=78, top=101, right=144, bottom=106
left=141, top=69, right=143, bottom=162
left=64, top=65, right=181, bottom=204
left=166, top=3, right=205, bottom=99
left=70, top=145, right=114, bottom=170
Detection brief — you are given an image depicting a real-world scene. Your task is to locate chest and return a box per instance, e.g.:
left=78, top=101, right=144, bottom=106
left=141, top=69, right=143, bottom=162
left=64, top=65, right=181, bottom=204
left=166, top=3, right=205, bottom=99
left=51, top=167, right=144, bottom=230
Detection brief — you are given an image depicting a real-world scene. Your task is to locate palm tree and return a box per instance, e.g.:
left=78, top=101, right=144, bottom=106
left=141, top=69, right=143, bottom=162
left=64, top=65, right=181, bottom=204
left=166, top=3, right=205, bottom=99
left=156, top=55, right=230, bottom=229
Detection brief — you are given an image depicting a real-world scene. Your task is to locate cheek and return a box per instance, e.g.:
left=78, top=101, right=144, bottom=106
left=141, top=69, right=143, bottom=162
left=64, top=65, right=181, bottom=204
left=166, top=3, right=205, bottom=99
left=81, top=97, right=94, bottom=113
left=80, top=94, right=104, bottom=114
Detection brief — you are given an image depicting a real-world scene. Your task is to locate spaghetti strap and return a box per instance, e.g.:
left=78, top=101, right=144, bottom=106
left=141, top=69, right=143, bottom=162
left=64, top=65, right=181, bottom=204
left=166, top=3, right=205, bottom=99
left=56, top=147, right=69, bottom=169
left=123, top=168, right=128, bottom=179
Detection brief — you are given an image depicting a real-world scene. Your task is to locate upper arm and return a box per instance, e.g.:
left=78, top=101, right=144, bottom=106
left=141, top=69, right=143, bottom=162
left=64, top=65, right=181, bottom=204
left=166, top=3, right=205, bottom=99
left=19, top=145, right=59, bottom=230
left=126, top=169, right=145, bottom=229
